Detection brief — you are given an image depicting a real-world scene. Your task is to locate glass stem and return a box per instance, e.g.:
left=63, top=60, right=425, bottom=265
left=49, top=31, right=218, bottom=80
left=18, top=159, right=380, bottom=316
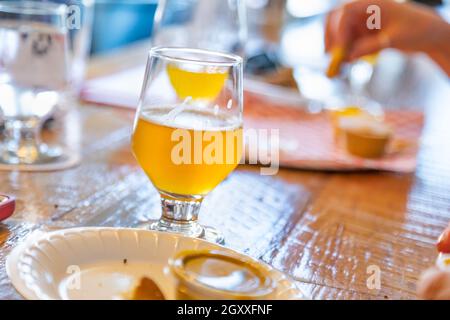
left=2, top=118, right=41, bottom=164
left=154, top=193, right=204, bottom=238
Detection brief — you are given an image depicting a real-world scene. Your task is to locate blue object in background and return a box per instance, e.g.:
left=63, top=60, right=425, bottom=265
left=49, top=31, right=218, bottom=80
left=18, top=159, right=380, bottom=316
left=91, top=0, right=158, bottom=55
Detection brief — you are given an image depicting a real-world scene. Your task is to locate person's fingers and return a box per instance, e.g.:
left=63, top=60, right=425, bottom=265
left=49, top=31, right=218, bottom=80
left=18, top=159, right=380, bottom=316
left=324, top=9, right=338, bottom=52
left=435, top=287, right=450, bottom=300
left=348, top=33, right=390, bottom=61
left=328, top=0, right=386, bottom=56
left=417, top=267, right=450, bottom=300
left=332, top=8, right=351, bottom=51
left=325, top=2, right=369, bottom=76
left=332, top=0, right=374, bottom=49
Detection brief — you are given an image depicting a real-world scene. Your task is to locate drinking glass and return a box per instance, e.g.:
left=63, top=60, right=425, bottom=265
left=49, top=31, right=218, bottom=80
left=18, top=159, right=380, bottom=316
left=0, top=1, right=69, bottom=165
left=11, top=0, right=94, bottom=95
left=48, top=0, right=94, bottom=95
left=132, top=47, right=243, bottom=244
left=152, top=0, right=247, bottom=56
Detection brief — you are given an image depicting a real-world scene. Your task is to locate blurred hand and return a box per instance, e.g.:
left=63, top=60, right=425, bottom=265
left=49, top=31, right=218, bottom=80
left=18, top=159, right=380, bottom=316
left=325, top=0, right=450, bottom=75
left=417, top=267, right=450, bottom=300
left=417, top=224, right=450, bottom=300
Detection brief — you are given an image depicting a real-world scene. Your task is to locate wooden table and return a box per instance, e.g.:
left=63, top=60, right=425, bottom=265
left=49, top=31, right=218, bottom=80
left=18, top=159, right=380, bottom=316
left=0, top=42, right=449, bottom=300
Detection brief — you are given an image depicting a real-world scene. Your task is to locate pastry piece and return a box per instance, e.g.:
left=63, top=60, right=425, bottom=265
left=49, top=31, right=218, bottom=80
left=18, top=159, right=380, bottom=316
left=130, top=277, right=166, bottom=300
left=339, top=116, right=392, bottom=158
left=326, top=46, right=346, bottom=78
left=329, top=106, right=372, bottom=143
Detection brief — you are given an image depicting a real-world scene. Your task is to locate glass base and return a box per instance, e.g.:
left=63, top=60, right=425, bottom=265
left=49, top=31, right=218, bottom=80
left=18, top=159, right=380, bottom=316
left=0, top=143, right=62, bottom=165
left=137, top=218, right=225, bottom=245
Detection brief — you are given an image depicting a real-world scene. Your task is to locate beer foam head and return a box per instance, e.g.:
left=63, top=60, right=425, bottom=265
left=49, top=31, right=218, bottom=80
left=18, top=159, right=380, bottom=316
left=141, top=104, right=241, bottom=131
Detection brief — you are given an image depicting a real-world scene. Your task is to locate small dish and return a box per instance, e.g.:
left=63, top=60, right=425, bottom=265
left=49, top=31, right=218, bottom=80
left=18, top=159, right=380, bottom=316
left=170, top=250, right=277, bottom=300
left=0, top=194, right=15, bottom=222
left=6, top=227, right=307, bottom=300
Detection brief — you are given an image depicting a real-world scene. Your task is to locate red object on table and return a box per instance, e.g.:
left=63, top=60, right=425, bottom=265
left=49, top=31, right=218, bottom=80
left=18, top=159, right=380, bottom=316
left=0, top=195, right=15, bottom=222
left=437, top=225, right=450, bottom=253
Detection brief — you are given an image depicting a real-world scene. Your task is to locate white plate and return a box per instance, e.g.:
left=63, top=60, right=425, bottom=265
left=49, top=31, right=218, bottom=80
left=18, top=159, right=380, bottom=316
left=6, top=227, right=307, bottom=300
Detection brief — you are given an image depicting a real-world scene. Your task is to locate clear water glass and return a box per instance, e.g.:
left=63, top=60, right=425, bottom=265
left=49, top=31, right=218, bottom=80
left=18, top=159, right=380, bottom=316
left=152, top=0, right=247, bottom=56
left=0, top=1, right=69, bottom=165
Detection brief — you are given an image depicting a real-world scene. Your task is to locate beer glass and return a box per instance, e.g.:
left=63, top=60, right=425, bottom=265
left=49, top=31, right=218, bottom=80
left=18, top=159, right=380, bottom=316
left=152, top=0, right=247, bottom=56
left=0, top=1, right=69, bottom=165
left=132, top=47, right=243, bottom=243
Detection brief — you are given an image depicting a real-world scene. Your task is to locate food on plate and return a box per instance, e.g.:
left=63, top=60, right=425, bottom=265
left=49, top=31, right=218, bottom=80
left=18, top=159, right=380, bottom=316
left=170, top=250, right=276, bottom=300
left=128, top=277, right=166, bottom=300
left=338, top=115, right=392, bottom=158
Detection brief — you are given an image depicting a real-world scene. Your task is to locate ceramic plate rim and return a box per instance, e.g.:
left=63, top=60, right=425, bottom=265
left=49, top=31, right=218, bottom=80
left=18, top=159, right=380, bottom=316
left=7, top=227, right=307, bottom=300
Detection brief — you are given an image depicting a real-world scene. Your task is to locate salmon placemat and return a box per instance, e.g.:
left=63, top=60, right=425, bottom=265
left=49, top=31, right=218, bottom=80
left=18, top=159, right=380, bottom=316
left=244, top=93, right=424, bottom=173
left=81, top=68, right=424, bottom=173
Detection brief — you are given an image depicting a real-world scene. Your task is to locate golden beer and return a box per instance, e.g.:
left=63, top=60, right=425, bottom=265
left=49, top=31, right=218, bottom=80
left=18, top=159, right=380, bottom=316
left=132, top=107, right=242, bottom=197
left=167, top=64, right=228, bottom=100
left=132, top=47, right=243, bottom=242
